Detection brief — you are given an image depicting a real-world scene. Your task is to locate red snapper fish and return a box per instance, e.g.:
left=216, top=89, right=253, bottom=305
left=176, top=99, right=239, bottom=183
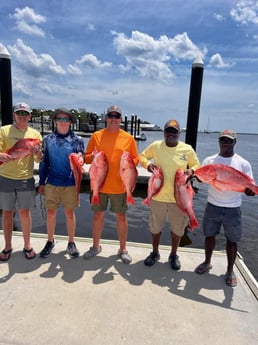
left=69, top=152, right=84, bottom=199
left=142, top=166, right=164, bottom=206
left=0, top=138, right=41, bottom=166
left=174, top=169, right=199, bottom=231
left=194, top=164, right=258, bottom=194
left=120, top=151, right=138, bottom=205
left=89, top=150, right=109, bottom=205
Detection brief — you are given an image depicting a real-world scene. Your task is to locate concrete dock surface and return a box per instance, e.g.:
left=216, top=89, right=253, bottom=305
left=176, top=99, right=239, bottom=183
left=0, top=231, right=257, bottom=345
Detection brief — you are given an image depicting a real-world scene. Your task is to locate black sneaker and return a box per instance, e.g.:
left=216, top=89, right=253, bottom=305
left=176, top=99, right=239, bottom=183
left=169, top=254, right=181, bottom=270
left=144, top=251, right=160, bottom=266
left=67, top=242, right=79, bottom=258
left=40, top=240, right=55, bottom=258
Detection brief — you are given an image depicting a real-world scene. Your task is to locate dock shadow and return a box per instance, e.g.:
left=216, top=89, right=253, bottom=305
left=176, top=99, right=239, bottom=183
left=113, top=260, right=247, bottom=312
left=0, top=251, right=42, bottom=283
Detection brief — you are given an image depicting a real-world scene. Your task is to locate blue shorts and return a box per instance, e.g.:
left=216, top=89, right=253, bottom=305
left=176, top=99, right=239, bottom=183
left=202, top=202, right=242, bottom=243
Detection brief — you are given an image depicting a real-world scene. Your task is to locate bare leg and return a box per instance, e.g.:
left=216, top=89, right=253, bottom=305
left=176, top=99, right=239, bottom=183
left=204, top=236, right=216, bottom=265
left=171, top=232, right=181, bottom=255
left=64, top=208, right=76, bottom=242
left=226, top=239, right=237, bottom=274
left=152, top=233, right=161, bottom=253
left=18, top=208, right=32, bottom=250
left=116, top=213, right=128, bottom=252
left=1, top=210, right=14, bottom=250
left=92, top=211, right=105, bottom=249
left=46, top=208, right=57, bottom=242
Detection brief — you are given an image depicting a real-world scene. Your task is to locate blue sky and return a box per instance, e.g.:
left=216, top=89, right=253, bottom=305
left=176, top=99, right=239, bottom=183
left=1, top=0, right=258, bottom=133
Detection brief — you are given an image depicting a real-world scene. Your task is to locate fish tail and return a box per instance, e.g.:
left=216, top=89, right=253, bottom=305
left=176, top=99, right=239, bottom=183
left=91, top=194, right=100, bottom=206
left=189, top=214, right=199, bottom=232
left=254, top=186, right=258, bottom=195
left=142, top=198, right=150, bottom=206
left=127, top=195, right=135, bottom=205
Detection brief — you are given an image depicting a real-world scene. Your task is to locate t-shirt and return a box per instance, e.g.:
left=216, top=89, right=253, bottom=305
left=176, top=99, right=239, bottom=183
left=39, top=130, right=85, bottom=187
left=139, top=140, right=200, bottom=203
left=202, top=153, right=253, bottom=207
left=0, top=125, right=42, bottom=179
left=85, top=128, right=138, bottom=194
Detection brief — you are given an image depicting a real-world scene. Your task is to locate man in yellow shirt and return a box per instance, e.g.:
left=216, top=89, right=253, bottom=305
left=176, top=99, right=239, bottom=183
left=139, top=120, right=200, bottom=270
left=0, top=102, right=42, bottom=260
left=83, top=105, right=138, bottom=264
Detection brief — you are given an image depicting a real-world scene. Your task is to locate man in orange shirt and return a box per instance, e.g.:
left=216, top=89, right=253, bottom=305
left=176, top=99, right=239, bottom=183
left=83, top=105, right=138, bottom=263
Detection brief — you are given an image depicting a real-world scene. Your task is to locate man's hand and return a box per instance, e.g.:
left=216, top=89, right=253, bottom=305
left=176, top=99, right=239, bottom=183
left=244, top=187, right=255, bottom=196
left=147, top=163, right=158, bottom=173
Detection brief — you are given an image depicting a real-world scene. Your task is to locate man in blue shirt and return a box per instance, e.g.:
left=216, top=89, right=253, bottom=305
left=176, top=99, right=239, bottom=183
left=38, top=108, right=84, bottom=258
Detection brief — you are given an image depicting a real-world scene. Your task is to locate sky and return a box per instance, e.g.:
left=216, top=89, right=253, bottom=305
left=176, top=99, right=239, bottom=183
left=1, top=0, right=258, bottom=133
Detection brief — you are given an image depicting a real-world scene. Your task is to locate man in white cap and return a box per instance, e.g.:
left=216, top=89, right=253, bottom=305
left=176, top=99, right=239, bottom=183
left=0, top=102, right=42, bottom=260
left=195, top=129, right=255, bottom=287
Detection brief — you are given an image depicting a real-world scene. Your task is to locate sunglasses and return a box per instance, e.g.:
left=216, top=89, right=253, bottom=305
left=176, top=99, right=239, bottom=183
left=15, top=111, right=31, bottom=116
left=55, top=117, right=71, bottom=122
left=164, top=127, right=179, bottom=134
left=219, top=137, right=234, bottom=144
left=107, top=113, right=121, bottom=119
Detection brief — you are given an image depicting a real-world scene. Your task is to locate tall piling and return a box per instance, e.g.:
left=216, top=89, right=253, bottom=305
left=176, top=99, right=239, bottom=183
left=0, top=45, right=13, bottom=125
left=185, top=57, right=204, bottom=151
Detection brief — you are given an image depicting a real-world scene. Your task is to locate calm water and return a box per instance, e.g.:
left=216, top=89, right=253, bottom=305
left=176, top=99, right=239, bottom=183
left=15, top=131, right=258, bottom=280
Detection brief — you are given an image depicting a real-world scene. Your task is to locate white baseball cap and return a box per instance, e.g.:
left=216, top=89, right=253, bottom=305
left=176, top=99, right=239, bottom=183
left=13, top=102, right=32, bottom=113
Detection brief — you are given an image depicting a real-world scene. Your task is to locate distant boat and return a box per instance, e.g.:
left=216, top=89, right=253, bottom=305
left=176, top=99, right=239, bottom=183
left=140, top=123, right=161, bottom=131
left=134, top=133, right=147, bottom=141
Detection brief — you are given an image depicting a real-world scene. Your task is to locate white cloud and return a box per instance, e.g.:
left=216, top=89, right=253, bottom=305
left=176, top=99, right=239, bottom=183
left=10, top=6, right=46, bottom=37
left=68, top=53, right=112, bottom=74
left=230, top=0, right=258, bottom=25
left=8, top=39, right=65, bottom=76
left=112, top=30, right=207, bottom=80
left=209, top=53, right=231, bottom=68
left=213, top=13, right=225, bottom=21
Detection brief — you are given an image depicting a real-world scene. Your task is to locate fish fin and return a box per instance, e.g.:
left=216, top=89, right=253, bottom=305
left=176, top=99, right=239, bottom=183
left=142, top=198, right=150, bottom=206
left=189, top=215, right=199, bottom=232
left=91, top=194, right=100, bottom=206
left=127, top=195, right=135, bottom=205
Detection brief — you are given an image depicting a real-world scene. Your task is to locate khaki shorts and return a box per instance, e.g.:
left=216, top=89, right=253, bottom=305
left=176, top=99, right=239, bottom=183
left=45, top=184, right=79, bottom=209
left=149, top=199, right=188, bottom=237
left=91, top=193, right=127, bottom=213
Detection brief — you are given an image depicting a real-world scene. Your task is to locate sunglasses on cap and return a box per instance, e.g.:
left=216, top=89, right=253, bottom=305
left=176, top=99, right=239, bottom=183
left=164, top=127, right=179, bottom=134
left=107, top=113, right=121, bottom=119
left=219, top=137, right=234, bottom=144
left=15, top=111, right=31, bottom=116
left=55, top=117, right=71, bottom=122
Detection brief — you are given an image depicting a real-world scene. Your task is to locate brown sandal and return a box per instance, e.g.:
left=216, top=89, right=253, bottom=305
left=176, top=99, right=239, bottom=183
left=23, top=248, right=36, bottom=260
left=0, top=248, right=13, bottom=261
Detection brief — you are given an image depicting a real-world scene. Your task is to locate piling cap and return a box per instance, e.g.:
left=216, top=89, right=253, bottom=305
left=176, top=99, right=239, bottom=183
left=219, top=129, right=237, bottom=140
left=106, top=105, right=122, bottom=116
left=164, top=119, right=180, bottom=131
left=13, top=102, right=32, bottom=113
left=51, top=108, right=76, bottom=124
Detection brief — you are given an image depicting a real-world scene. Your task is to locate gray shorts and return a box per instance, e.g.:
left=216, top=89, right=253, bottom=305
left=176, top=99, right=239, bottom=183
left=0, top=176, right=36, bottom=210
left=202, top=202, right=242, bottom=243
left=90, top=193, right=128, bottom=213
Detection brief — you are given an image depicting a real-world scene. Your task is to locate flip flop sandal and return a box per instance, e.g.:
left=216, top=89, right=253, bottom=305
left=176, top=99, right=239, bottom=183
left=0, top=248, right=13, bottom=261
left=195, top=262, right=212, bottom=274
left=23, top=248, right=36, bottom=260
left=225, top=272, right=237, bottom=287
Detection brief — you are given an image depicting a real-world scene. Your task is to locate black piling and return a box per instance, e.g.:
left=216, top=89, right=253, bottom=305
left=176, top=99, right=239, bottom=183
left=185, top=57, right=204, bottom=150
left=0, top=46, right=13, bottom=125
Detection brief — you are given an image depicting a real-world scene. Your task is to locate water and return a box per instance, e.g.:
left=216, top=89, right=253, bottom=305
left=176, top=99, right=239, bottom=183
left=14, top=131, right=258, bottom=280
